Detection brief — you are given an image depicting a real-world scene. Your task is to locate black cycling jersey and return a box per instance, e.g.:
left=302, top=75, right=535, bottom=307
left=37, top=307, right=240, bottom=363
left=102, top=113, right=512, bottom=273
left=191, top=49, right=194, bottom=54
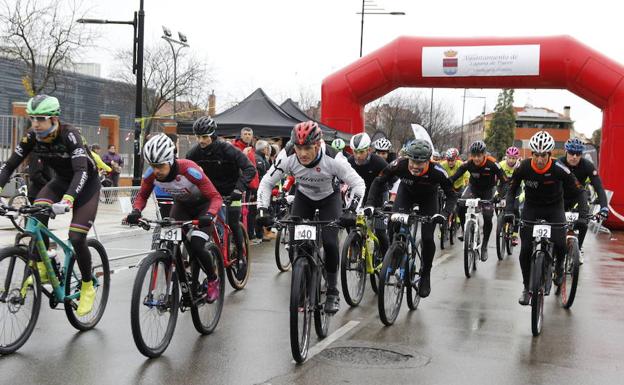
left=367, top=158, right=457, bottom=213
left=0, top=124, right=98, bottom=200
left=449, top=156, right=507, bottom=192
left=347, top=153, right=387, bottom=203
left=185, top=139, right=256, bottom=196
left=558, top=156, right=608, bottom=208
left=505, top=158, right=584, bottom=208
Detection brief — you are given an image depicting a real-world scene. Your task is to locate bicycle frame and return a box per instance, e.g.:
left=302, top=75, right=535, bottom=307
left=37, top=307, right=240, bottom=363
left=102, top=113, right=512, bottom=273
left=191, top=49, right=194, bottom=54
left=211, top=215, right=235, bottom=268
left=354, top=213, right=380, bottom=274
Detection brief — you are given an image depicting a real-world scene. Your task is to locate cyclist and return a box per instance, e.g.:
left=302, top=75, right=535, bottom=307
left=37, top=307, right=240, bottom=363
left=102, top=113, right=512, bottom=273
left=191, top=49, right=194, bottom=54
left=449, top=140, right=507, bottom=262
left=559, top=138, right=609, bottom=253
left=440, top=148, right=468, bottom=194
left=432, top=150, right=442, bottom=162
left=331, top=138, right=349, bottom=162
left=499, top=146, right=522, bottom=245
left=504, top=131, right=585, bottom=305
left=366, top=139, right=455, bottom=298
left=347, top=132, right=389, bottom=257
left=257, top=121, right=366, bottom=314
left=127, top=134, right=224, bottom=302
left=186, top=116, right=256, bottom=267
left=372, top=138, right=396, bottom=163
left=0, top=94, right=99, bottom=316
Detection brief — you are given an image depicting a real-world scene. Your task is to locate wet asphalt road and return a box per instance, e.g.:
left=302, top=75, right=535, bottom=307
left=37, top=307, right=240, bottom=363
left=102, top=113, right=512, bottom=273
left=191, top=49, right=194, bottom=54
left=1, top=227, right=623, bottom=385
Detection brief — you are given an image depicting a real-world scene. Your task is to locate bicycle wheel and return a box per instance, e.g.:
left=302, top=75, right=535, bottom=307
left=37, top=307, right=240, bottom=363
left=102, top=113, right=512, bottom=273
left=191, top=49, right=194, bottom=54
left=378, top=243, right=407, bottom=326
left=496, top=218, right=505, bottom=261
left=340, top=231, right=366, bottom=307
left=191, top=243, right=225, bottom=334
left=530, top=252, right=545, bottom=336
left=314, top=268, right=329, bottom=339
left=369, top=239, right=382, bottom=294
left=464, top=221, right=475, bottom=278
left=274, top=227, right=291, bottom=272
left=290, top=256, right=312, bottom=363
left=439, top=223, right=447, bottom=250
left=560, top=237, right=580, bottom=309
left=64, top=239, right=111, bottom=331
left=449, top=216, right=457, bottom=246
left=226, top=222, right=250, bottom=290
left=130, top=250, right=180, bottom=358
left=8, top=194, right=29, bottom=233
left=0, top=247, right=41, bottom=354
left=505, top=223, right=515, bottom=256
left=406, top=240, right=422, bottom=311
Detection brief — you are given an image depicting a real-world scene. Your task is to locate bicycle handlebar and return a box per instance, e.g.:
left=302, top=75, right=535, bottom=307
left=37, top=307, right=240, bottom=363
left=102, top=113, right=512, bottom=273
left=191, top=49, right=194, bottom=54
left=124, top=217, right=197, bottom=231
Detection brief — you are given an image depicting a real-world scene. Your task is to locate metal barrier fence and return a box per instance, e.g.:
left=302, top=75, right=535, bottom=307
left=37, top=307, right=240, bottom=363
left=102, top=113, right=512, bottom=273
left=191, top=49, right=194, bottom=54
left=0, top=115, right=27, bottom=162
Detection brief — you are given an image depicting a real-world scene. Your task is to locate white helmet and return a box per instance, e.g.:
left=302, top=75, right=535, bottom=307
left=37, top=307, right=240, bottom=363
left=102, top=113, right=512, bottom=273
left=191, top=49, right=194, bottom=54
left=373, top=138, right=392, bottom=151
left=144, top=134, right=176, bottom=165
left=350, top=133, right=371, bottom=151
left=529, top=131, right=555, bottom=153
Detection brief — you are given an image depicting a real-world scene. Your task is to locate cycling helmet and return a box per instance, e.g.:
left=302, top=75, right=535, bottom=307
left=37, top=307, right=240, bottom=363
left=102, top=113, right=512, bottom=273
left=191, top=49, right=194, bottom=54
left=143, top=134, right=176, bottom=165
left=402, top=139, right=432, bottom=162
left=26, top=94, right=60, bottom=116
left=291, top=121, right=322, bottom=145
left=192, top=116, right=217, bottom=136
left=445, top=147, right=459, bottom=160
left=469, top=140, right=486, bottom=154
left=506, top=146, right=520, bottom=157
left=432, top=150, right=441, bottom=159
left=331, top=138, right=346, bottom=151
left=529, top=131, right=555, bottom=153
left=564, top=138, right=585, bottom=153
left=350, top=133, right=371, bottom=151
left=373, top=138, right=392, bottom=151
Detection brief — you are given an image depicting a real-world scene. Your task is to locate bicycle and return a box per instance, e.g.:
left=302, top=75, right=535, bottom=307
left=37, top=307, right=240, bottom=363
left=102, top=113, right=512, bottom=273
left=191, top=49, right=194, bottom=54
left=0, top=204, right=110, bottom=354
left=3, top=173, right=31, bottom=233
left=274, top=214, right=340, bottom=363
left=128, top=217, right=225, bottom=358
left=212, top=197, right=250, bottom=290
left=378, top=206, right=438, bottom=326
left=340, top=207, right=384, bottom=306
left=458, top=198, right=493, bottom=278
left=273, top=192, right=294, bottom=272
left=495, top=200, right=515, bottom=260
left=514, top=213, right=580, bottom=336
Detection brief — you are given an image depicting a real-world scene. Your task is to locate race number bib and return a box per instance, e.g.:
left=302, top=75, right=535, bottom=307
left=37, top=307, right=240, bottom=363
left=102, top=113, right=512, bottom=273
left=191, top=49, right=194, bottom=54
left=466, top=199, right=480, bottom=208
left=565, top=212, right=579, bottom=222
left=294, top=225, right=316, bottom=241
left=160, top=227, right=182, bottom=241
left=532, top=225, right=551, bottom=238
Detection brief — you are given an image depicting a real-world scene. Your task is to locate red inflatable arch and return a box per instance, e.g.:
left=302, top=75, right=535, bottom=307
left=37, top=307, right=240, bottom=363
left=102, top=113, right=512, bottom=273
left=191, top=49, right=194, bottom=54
left=321, top=35, right=624, bottom=229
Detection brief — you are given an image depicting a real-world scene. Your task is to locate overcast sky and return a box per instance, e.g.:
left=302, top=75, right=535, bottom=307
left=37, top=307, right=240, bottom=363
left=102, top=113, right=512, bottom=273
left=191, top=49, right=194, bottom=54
left=78, top=0, right=624, bottom=137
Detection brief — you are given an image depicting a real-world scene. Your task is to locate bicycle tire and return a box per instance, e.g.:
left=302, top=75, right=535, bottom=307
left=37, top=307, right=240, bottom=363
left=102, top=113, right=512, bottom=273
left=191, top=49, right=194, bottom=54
left=7, top=194, right=29, bottom=233
left=274, top=227, right=291, bottom=272
left=464, top=221, right=475, bottom=278
left=378, top=243, right=406, bottom=326
left=496, top=218, right=505, bottom=261
left=449, top=216, right=456, bottom=246
left=191, top=243, right=225, bottom=334
left=439, top=223, right=447, bottom=250
left=290, top=256, right=311, bottom=363
left=505, top=223, right=514, bottom=256
left=406, top=240, right=422, bottom=311
left=530, top=252, right=545, bottom=336
left=314, top=268, right=329, bottom=339
left=560, top=237, right=580, bottom=309
left=130, top=250, right=180, bottom=358
left=226, top=222, right=250, bottom=290
left=340, top=231, right=366, bottom=307
left=64, top=239, right=111, bottom=331
left=0, top=247, right=41, bottom=354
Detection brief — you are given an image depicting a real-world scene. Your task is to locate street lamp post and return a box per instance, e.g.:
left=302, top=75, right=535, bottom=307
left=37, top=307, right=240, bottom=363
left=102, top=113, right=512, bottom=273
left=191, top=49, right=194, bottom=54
left=358, top=0, right=405, bottom=57
left=161, top=27, right=189, bottom=118
left=77, top=0, right=145, bottom=186
left=459, top=90, right=486, bottom=154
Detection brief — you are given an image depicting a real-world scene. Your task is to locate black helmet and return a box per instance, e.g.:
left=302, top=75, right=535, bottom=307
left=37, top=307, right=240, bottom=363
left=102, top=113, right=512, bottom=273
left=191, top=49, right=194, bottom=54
left=403, top=139, right=432, bottom=162
left=469, top=140, right=486, bottom=154
left=192, top=116, right=217, bottom=136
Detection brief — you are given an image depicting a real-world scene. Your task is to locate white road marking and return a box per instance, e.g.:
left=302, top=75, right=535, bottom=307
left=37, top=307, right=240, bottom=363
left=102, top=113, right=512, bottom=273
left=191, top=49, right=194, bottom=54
left=292, top=320, right=360, bottom=364
left=433, top=252, right=454, bottom=268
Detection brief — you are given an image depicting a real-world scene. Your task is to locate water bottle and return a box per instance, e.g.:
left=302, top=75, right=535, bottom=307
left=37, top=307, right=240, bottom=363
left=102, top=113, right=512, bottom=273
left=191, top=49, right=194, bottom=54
left=48, top=248, right=60, bottom=274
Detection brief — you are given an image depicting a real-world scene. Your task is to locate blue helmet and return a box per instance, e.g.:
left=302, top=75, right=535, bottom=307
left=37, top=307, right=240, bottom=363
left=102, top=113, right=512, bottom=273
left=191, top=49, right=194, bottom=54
left=564, top=138, right=585, bottom=153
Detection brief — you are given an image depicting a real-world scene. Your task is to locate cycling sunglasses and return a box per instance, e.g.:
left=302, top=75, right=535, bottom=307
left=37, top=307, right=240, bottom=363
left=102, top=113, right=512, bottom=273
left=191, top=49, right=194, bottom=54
left=567, top=151, right=583, bottom=157
left=29, top=115, right=52, bottom=122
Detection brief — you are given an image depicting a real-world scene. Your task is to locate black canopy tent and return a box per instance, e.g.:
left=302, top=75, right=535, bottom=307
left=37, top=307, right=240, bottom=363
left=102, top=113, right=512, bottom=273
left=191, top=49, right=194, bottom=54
left=279, top=98, right=342, bottom=140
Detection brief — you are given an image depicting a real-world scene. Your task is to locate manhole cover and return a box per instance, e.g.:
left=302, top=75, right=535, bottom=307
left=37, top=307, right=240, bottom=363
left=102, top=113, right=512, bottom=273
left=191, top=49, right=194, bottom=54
left=318, top=346, right=430, bottom=368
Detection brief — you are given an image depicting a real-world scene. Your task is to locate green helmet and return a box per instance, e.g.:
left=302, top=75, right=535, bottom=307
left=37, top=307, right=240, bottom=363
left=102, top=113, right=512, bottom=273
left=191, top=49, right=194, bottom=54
left=403, top=139, right=432, bottom=162
left=26, top=94, right=60, bottom=116
left=331, top=138, right=346, bottom=151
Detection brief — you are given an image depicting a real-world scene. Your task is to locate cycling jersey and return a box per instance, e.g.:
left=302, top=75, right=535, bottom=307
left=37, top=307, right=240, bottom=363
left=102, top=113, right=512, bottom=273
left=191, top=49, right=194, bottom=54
left=498, top=159, right=519, bottom=178
left=0, top=125, right=98, bottom=201
left=440, top=160, right=468, bottom=190
left=258, top=147, right=365, bottom=208
left=133, top=159, right=222, bottom=216
left=449, top=156, right=507, bottom=192
left=185, top=139, right=256, bottom=196
left=558, top=156, right=608, bottom=208
left=347, top=153, right=388, bottom=203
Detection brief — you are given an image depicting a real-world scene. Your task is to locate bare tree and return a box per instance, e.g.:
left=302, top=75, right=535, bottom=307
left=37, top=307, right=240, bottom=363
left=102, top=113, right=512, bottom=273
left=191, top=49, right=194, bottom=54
left=114, top=45, right=212, bottom=132
left=0, top=0, right=94, bottom=96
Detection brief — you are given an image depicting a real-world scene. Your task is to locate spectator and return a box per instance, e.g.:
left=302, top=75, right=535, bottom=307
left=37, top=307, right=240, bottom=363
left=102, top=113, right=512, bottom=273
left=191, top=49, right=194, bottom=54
left=102, top=144, right=124, bottom=187
left=252, top=140, right=273, bottom=242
